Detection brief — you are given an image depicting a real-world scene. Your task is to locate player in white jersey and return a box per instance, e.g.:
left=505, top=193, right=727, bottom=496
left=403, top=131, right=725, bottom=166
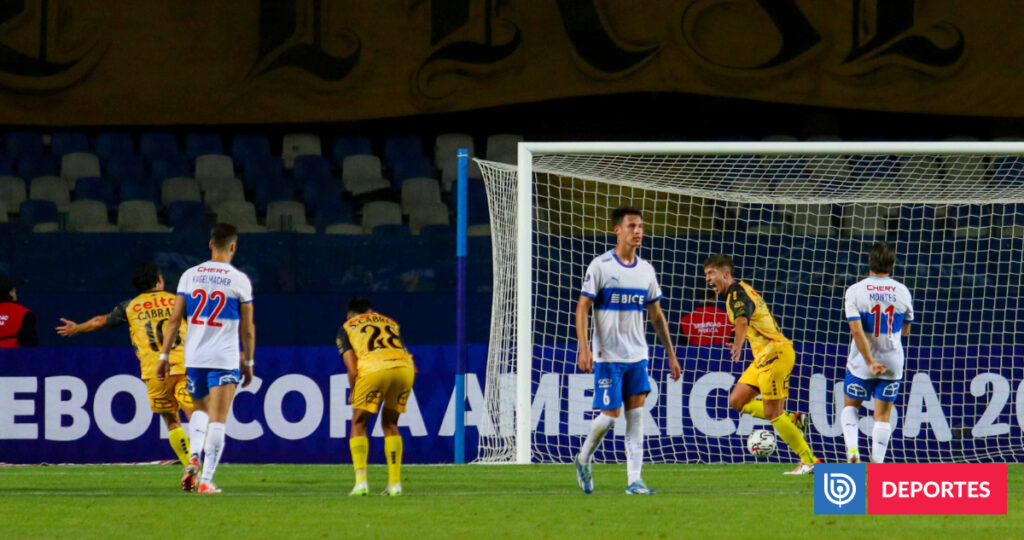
left=574, top=207, right=681, bottom=495
left=157, top=223, right=255, bottom=494
left=840, top=242, right=913, bottom=464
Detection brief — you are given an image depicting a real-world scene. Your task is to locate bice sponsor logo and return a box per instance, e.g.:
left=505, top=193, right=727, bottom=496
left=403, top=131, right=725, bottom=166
left=868, top=463, right=1006, bottom=515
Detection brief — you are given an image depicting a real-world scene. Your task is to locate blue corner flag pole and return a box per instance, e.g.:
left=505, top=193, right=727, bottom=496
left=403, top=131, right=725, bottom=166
left=455, top=148, right=469, bottom=464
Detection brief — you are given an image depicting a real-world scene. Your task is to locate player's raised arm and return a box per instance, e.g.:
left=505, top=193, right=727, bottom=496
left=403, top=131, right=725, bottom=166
left=575, top=295, right=594, bottom=373
left=56, top=314, right=107, bottom=336
left=645, top=301, right=680, bottom=380
left=239, top=302, right=255, bottom=387
left=156, top=295, right=186, bottom=382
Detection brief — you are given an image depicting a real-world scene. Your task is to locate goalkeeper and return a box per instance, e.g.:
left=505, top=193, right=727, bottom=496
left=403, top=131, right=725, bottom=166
left=703, top=254, right=819, bottom=474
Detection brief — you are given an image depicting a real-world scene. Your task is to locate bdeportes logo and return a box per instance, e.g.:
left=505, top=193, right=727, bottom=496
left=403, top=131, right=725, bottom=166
left=815, top=464, right=866, bottom=514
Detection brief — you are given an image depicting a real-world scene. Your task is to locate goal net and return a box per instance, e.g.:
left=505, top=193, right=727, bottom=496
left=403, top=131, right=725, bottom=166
left=474, top=142, right=1024, bottom=465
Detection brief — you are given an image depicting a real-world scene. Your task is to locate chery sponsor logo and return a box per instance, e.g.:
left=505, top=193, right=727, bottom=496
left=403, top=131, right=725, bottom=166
left=869, top=463, right=1006, bottom=515
left=816, top=463, right=1006, bottom=515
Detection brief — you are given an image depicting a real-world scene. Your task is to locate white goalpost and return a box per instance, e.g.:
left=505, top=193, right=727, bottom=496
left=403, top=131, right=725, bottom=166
left=475, top=141, right=1024, bottom=465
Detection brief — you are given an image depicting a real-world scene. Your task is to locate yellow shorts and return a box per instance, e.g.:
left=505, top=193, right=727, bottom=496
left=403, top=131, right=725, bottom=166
left=351, top=367, right=415, bottom=414
left=145, top=374, right=193, bottom=415
left=738, top=345, right=795, bottom=400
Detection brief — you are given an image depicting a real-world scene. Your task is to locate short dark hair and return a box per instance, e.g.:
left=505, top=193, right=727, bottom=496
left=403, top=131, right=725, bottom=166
left=131, top=262, right=161, bottom=292
left=703, top=254, right=734, bottom=272
left=347, top=297, right=373, bottom=314
left=868, top=242, right=896, bottom=274
left=210, top=223, right=238, bottom=250
left=611, top=206, right=642, bottom=226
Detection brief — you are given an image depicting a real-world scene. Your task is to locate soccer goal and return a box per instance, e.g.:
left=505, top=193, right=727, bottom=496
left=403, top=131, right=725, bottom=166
left=475, top=141, right=1024, bottom=465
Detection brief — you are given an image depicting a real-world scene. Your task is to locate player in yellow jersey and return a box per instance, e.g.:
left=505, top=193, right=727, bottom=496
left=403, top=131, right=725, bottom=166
left=337, top=297, right=416, bottom=497
left=56, top=261, right=194, bottom=484
left=703, top=254, right=819, bottom=474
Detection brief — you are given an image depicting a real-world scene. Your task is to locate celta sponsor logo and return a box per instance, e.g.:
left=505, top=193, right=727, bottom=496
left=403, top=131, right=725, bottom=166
left=868, top=464, right=1006, bottom=515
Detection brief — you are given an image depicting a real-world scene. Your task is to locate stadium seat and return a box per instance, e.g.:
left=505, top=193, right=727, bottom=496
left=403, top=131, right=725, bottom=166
left=371, top=223, right=410, bottom=236
left=119, top=181, right=158, bottom=204
left=342, top=154, right=390, bottom=196
left=166, top=200, right=208, bottom=231
left=0, top=154, right=12, bottom=176
left=105, top=154, right=146, bottom=186
left=161, top=177, right=201, bottom=205
left=151, top=155, right=191, bottom=181
left=294, top=155, right=333, bottom=187
left=5, top=131, right=44, bottom=158
left=67, top=200, right=117, bottom=232
left=361, top=201, right=402, bottom=233
left=61, top=152, right=101, bottom=189
left=29, top=175, right=70, bottom=211
left=0, top=176, right=27, bottom=210
left=785, top=203, right=836, bottom=236
left=303, top=178, right=344, bottom=215
left=418, top=223, right=453, bottom=238
left=202, top=177, right=245, bottom=208
left=314, top=199, right=353, bottom=229
left=266, top=200, right=315, bottom=233
left=17, top=154, right=58, bottom=180
left=18, top=199, right=58, bottom=230
left=51, top=131, right=89, bottom=157
left=947, top=205, right=992, bottom=238
left=332, top=136, right=372, bottom=164
left=324, top=223, right=363, bottom=235
left=281, top=133, right=321, bottom=168
left=442, top=159, right=481, bottom=191
left=466, top=178, right=489, bottom=225
left=841, top=204, right=895, bottom=237
left=393, top=155, right=433, bottom=183
left=435, top=133, right=474, bottom=180
left=409, top=202, right=450, bottom=234
left=185, top=133, right=224, bottom=160
left=215, top=200, right=264, bottom=232
left=401, top=177, right=442, bottom=214
left=485, top=133, right=523, bottom=164
left=93, top=132, right=135, bottom=163
left=74, top=176, right=115, bottom=209
left=243, top=155, right=285, bottom=190
left=140, top=132, right=178, bottom=162
left=384, top=135, right=424, bottom=167
left=253, top=177, right=295, bottom=214
left=195, top=154, right=235, bottom=185
left=743, top=205, right=782, bottom=234
left=231, top=134, right=271, bottom=164
left=118, top=200, right=168, bottom=232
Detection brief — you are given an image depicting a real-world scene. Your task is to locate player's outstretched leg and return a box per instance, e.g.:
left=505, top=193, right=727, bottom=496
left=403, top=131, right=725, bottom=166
left=770, top=409, right=818, bottom=475
left=576, top=413, right=614, bottom=494
left=841, top=405, right=861, bottom=463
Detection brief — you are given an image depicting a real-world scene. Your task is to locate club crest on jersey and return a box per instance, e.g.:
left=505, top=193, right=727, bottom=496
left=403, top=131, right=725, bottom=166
left=597, top=378, right=613, bottom=388
left=845, top=382, right=869, bottom=398
left=881, top=382, right=900, bottom=399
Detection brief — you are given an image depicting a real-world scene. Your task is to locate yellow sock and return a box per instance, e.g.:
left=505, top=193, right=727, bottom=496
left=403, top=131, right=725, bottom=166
left=740, top=400, right=766, bottom=419
left=350, top=436, right=369, bottom=484
left=770, top=415, right=817, bottom=465
left=384, top=435, right=403, bottom=487
left=168, top=427, right=190, bottom=466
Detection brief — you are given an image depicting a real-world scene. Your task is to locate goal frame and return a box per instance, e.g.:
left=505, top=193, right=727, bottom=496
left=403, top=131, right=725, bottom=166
left=511, top=140, right=1024, bottom=464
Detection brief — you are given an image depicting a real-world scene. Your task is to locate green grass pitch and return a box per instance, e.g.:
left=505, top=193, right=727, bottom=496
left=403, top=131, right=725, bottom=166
left=1, top=464, right=1020, bottom=539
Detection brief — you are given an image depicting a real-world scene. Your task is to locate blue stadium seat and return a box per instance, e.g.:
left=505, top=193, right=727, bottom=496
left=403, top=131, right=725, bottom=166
left=333, top=136, right=372, bottom=164
left=51, top=131, right=89, bottom=157
left=0, top=154, right=12, bottom=176
left=393, top=154, right=433, bottom=184
left=166, top=200, right=208, bottom=232
left=466, top=179, right=489, bottom=225
left=19, top=199, right=58, bottom=228
left=418, top=223, right=453, bottom=239
left=253, top=177, right=295, bottom=214
left=304, top=178, right=344, bottom=215
left=140, top=132, right=178, bottom=162
left=372, top=223, right=411, bottom=236
left=314, top=199, right=354, bottom=229
left=5, top=131, right=44, bottom=158
left=185, top=133, right=224, bottom=160
left=243, top=155, right=284, bottom=190
left=151, top=155, right=191, bottom=181
left=990, top=156, right=1024, bottom=188
left=74, top=176, right=115, bottom=209
left=119, top=181, right=158, bottom=204
left=105, top=154, right=146, bottom=187
left=17, top=154, right=58, bottom=179
left=94, top=132, right=135, bottom=163
left=384, top=135, right=423, bottom=167
left=231, top=135, right=271, bottom=164
left=293, top=155, right=333, bottom=188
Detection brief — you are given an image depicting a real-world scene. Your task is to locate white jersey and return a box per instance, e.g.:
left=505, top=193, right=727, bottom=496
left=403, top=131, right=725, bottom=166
left=176, top=261, right=253, bottom=370
left=844, top=276, right=913, bottom=380
left=581, top=250, right=663, bottom=363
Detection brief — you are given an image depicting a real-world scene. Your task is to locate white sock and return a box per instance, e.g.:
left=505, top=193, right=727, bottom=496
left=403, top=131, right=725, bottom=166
left=199, top=422, right=226, bottom=484
left=625, top=408, right=644, bottom=485
left=872, top=421, right=892, bottom=463
left=188, top=410, right=209, bottom=461
left=578, top=413, right=616, bottom=464
left=840, top=406, right=860, bottom=458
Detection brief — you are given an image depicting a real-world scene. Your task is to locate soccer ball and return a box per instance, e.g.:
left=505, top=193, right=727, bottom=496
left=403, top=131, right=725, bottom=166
left=747, top=429, right=776, bottom=458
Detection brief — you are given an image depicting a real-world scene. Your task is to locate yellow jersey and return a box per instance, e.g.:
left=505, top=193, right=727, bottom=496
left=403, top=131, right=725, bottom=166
left=724, top=281, right=792, bottom=362
left=106, top=291, right=186, bottom=379
left=336, top=312, right=415, bottom=375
